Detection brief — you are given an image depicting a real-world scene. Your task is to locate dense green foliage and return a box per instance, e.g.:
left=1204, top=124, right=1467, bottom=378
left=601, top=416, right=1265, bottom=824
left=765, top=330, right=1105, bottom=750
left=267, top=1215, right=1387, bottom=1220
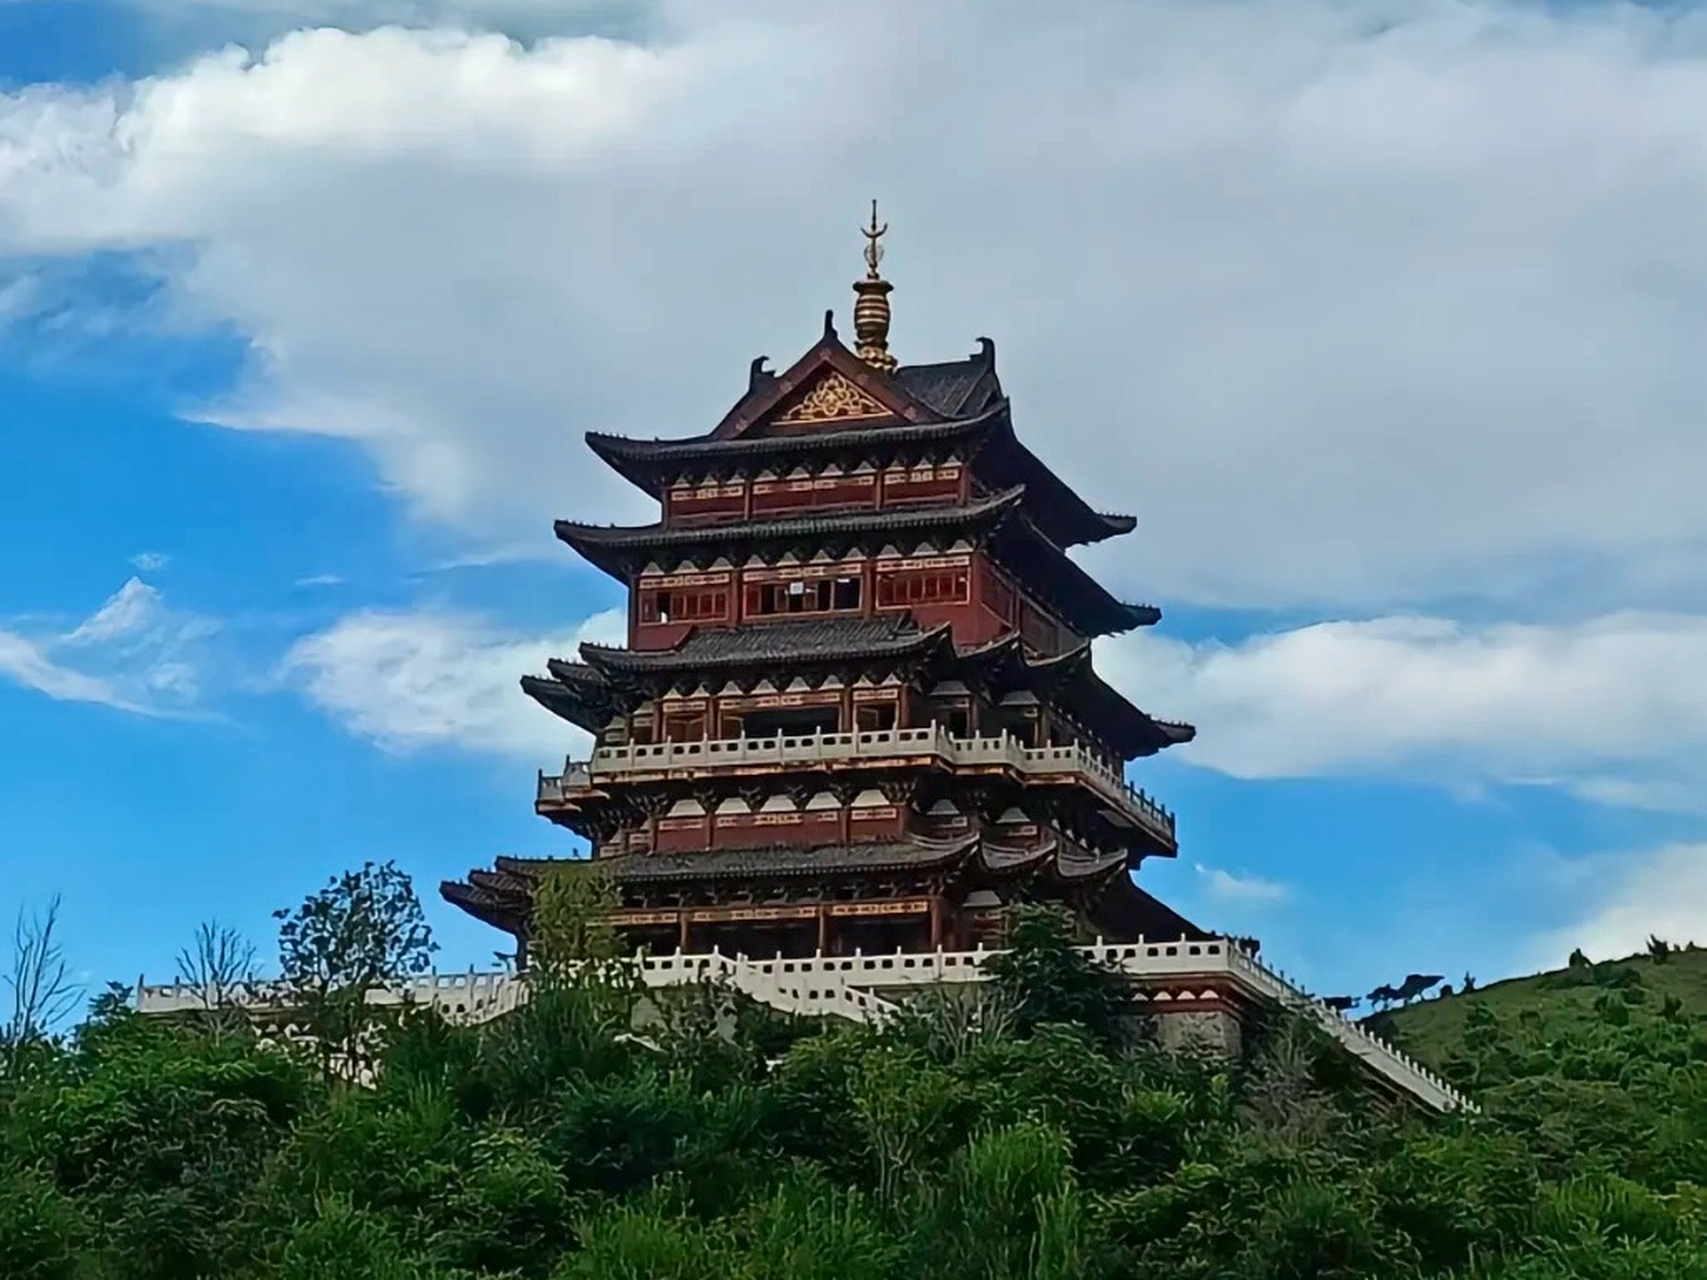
left=4, top=897, right=1707, bottom=1278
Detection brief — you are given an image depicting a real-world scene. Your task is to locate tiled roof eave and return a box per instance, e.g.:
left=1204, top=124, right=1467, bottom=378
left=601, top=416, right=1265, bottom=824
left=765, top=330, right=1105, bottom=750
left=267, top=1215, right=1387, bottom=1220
left=597, top=835, right=982, bottom=884
left=579, top=616, right=952, bottom=676
left=1090, top=873, right=1212, bottom=943
left=556, top=484, right=1025, bottom=557
left=989, top=519, right=1153, bottom=639
left=520, top=673, right=614, bottom=733
left=586, top=400, right=1007, bottom=471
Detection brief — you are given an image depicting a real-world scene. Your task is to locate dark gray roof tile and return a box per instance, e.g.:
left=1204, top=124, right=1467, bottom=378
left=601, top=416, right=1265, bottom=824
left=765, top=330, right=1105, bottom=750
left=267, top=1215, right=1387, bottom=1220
left=557, top=486, right=1026, bottom=579
left=582, top=614, right=945, bottom=674
left=599, top=837, right=979, bottom=882
left=893, top=358, right=992, bottom=417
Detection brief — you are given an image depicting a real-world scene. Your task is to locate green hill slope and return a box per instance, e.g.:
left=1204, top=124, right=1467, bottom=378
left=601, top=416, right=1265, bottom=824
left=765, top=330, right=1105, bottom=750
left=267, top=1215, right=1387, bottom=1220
left=1374, top=944, right=1707, bottom=1067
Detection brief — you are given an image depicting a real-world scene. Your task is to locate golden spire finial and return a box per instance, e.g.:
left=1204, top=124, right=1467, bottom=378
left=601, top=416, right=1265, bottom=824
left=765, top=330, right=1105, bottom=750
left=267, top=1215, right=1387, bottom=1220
left=852, top=198, right=897, bottom=371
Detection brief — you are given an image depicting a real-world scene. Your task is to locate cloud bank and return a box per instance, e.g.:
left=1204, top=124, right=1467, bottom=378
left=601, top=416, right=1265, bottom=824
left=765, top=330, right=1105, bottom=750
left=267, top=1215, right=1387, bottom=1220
left=3, top=1, right=1707, bottom=609
left=284, top=601, right=1707, bottom=819
left=1102, top=611, right=1707, bottom=808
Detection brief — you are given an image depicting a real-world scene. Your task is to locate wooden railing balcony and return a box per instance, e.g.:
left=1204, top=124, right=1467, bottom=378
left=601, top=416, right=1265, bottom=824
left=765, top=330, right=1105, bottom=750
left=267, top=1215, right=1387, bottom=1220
left=535, top=727, right=1177, bottom=844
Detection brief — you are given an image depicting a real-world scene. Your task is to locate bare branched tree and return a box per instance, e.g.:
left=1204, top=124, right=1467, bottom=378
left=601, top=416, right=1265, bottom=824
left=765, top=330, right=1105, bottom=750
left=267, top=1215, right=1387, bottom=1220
left=175, top=920, right=260, bottom=1031
left=3, top=896, right=83, bottom=1070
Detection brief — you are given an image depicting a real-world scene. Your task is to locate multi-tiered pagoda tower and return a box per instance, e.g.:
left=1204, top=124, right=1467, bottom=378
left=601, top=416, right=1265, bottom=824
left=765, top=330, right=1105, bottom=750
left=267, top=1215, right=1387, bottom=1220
left=445, top=209, right=1205, bottom=964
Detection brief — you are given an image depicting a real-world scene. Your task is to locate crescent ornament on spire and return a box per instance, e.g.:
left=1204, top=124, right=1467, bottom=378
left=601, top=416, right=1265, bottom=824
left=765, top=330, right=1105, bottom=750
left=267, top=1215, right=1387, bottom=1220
left=862, top=199, right=888, bottom=280
left=852, top=199, right=897, bottom=370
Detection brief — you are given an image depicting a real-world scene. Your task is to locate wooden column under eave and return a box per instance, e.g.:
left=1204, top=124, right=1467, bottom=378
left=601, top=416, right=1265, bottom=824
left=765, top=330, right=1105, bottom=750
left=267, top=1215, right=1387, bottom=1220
left=928, top=896, right=944, bottom=949
left=816, top=904, right=830, bottom=956
left=678, top=911, right=691, bottom=954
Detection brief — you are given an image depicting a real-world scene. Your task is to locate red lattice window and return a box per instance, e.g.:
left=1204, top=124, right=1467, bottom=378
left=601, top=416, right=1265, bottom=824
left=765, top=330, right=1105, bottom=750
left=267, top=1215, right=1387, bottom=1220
left=642, top=588, right=728, bottom=625
left=876, top=567, right=970, bottom=608
left=744, top=575, right=862, bottom=618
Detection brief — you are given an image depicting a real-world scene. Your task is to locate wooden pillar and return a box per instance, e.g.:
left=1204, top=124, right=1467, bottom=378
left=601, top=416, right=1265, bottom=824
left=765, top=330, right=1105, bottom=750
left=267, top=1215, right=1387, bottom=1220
left=928, top=896, right=944, bottom=950
left=678, top=911, right=691, bottom=954
left=816, top=905, right=830, bottom=956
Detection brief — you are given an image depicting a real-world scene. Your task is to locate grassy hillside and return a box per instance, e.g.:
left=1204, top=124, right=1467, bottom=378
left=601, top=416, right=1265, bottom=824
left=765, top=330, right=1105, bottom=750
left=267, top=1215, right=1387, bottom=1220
left=1376, top=944, right=1707, bottom=1067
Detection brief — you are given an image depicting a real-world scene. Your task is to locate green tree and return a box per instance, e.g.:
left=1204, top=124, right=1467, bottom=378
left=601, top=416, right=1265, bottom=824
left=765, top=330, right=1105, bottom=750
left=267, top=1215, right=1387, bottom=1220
left=13, top=861, right=1707, bottom=1280
left=530, top=860, right=624, bottom=974
left=273, top=861, right=438, bottom=1082
left=981, top=905, right=1126, bottom=1045
left=0, top=1167, right=85, bottom=1280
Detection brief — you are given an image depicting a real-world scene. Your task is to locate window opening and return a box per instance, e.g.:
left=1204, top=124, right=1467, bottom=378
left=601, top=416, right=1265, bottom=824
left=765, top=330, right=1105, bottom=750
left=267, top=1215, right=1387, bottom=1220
left=661, top=713, right=705, bottom=743
left=743, top=706, right=840, bottom=738
left=877, top=567, right=970, bottom=609
left=855, top=702, right=897, bottom=733
left=934, top=707, right=971, bottom=739
left=643, top=587, right=727, bottom=624
left=747, top=574, right=863, bottom=618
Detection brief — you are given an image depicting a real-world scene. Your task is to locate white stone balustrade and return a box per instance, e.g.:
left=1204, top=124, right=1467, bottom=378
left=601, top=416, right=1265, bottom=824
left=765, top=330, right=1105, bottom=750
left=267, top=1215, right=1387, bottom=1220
left=138, top=938, right=1469, bottom=1113
left=536, top=727, right=1177, bottom=844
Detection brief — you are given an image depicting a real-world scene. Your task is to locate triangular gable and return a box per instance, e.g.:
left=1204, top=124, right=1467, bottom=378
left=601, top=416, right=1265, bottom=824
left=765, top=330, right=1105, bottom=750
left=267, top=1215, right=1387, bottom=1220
left=712, top=318, right=940, bottom=439
left=773, top=367, right=890, bottom=425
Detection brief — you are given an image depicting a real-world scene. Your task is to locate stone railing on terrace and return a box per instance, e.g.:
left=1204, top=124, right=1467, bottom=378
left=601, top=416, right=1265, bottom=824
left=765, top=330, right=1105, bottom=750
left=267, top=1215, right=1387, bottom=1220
left=1217, top=946, right=1472, bottom=1113
left=537, top=727, right=1176, bottom=843
left=139, top=940, right=1468, bottom=1113
left=677, top=942, right=1468, bottom=1113
left=641, top=951, right=903, bottom=1024
left=135, top=970, right=529, bottom=1023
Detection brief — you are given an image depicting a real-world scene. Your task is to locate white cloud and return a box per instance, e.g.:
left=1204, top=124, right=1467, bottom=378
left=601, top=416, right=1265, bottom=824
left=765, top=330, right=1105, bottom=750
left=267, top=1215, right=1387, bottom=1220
left=64, top=577, right=171, bottom=646
left=130, top=551, right=170, bottom=572
left=0, top=632, right=138, bottom=709
left=1104, top=610, right=1707, bottom=808
left=1196, top=864, right=1288, bottom=904
left=116, top=0, right=632, bottom=22
left=292, top=572, right=345, bottom=587
left=1525, top=842, right=1707, bottom=967
left=281, top=604, right=624, bottom=756
left=0, top=578, right=215, bottom=713
left=280, top=601, right=1707, bottom=809
left=4, top=2, right=1707, bottom=608
left=0, top=273, right=40, bottom=328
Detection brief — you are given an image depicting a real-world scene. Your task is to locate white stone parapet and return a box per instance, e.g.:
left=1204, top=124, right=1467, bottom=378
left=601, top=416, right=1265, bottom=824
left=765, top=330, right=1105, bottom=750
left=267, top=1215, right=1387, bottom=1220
left=537, top=727, right=1176, bottom=844
left=137, top=938, right=1469, bottom=1113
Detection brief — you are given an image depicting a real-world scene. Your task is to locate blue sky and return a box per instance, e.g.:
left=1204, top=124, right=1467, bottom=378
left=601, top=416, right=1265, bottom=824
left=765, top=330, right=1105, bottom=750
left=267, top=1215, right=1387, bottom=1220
left=5, top=0, right=1707, bottom=1007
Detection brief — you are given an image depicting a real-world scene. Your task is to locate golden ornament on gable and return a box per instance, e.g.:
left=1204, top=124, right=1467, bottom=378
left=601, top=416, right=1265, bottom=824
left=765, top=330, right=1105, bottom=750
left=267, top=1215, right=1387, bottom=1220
left=773, top=370, right=891, bottom=424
